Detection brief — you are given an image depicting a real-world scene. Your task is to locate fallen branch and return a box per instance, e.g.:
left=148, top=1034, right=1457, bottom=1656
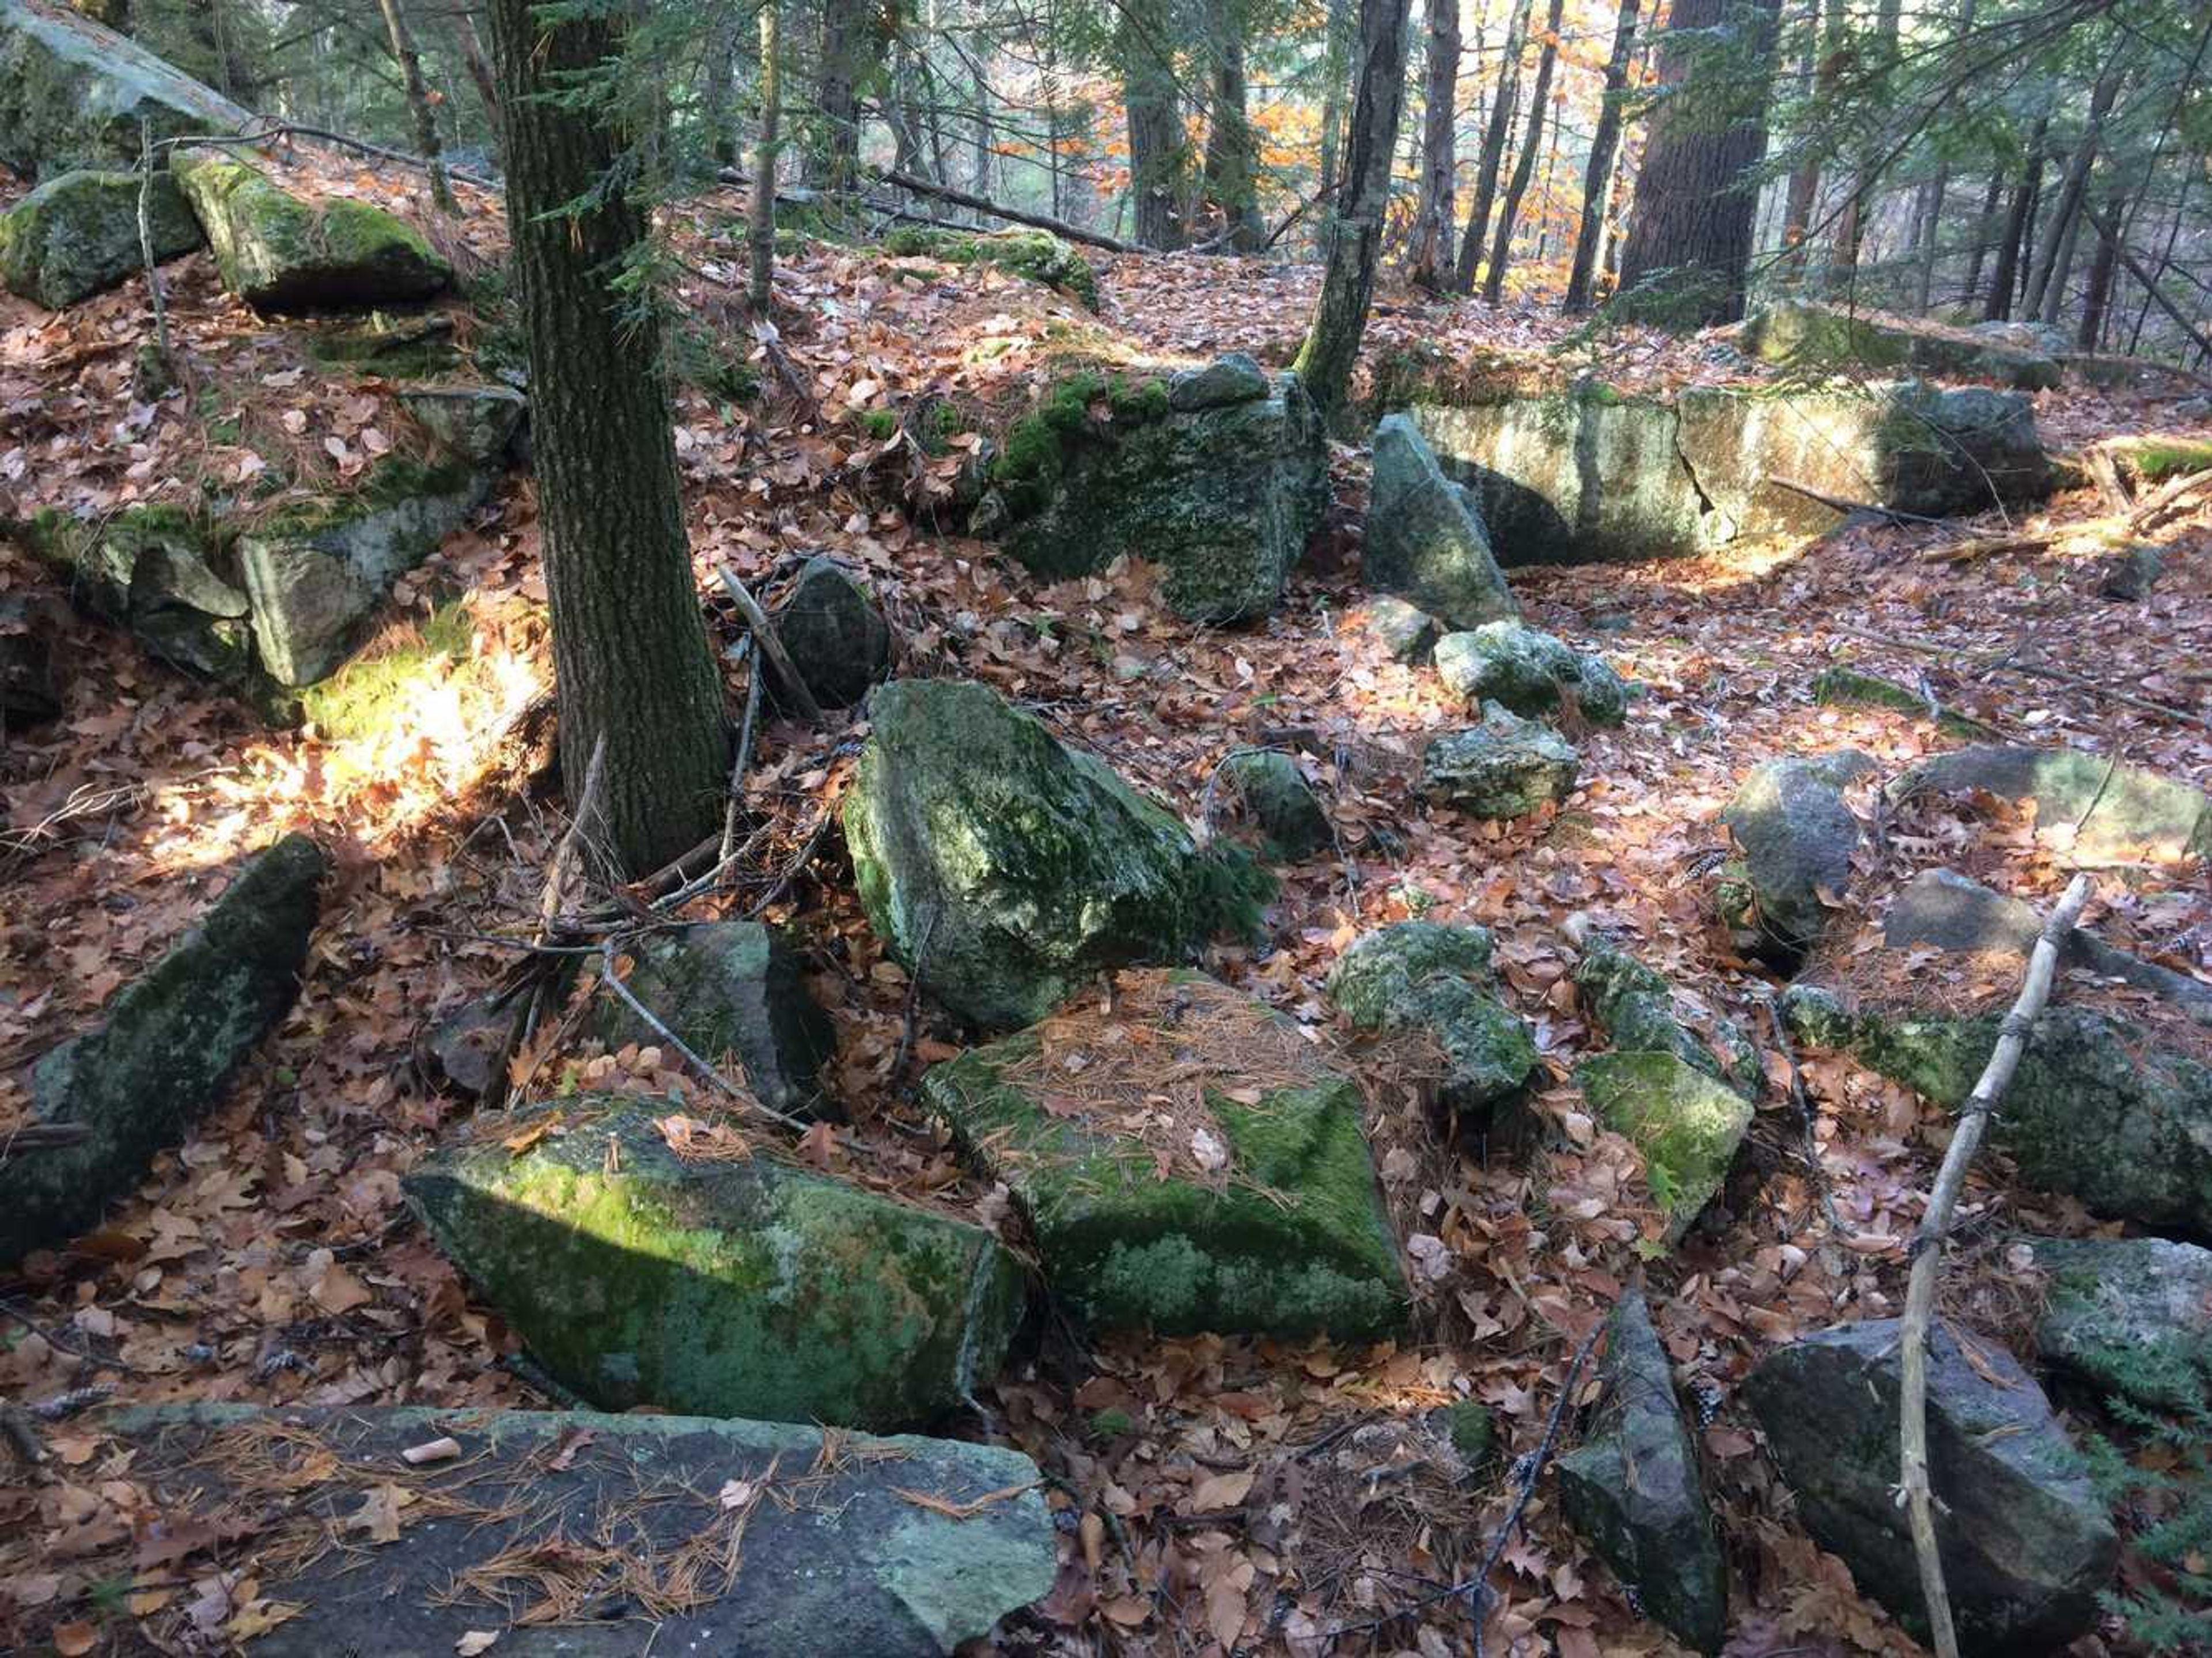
left=873, top=169, right=1140, bottom=253
left=1768, top=476, right=1954, bottom=527
left=1830, top=623, right=2212, bottom=733
left=2080, top=203, right=2212, bottom=365
left=167, top=122, right=497, bottom=188
left=713, top=565, right=823, bottom=725
left=1897, top=872, right=2093, bottom=1658
left=0, top=1123, right=91, bottom=1165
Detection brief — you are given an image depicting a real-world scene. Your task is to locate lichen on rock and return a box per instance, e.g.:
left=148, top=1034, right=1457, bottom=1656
left=0, top=166, right=200, bottom=307
left=173, top=149, right=449, bottom=312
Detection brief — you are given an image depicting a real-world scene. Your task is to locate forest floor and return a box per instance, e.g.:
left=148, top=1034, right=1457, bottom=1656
left=2, top=165, right=2210, bottom=1656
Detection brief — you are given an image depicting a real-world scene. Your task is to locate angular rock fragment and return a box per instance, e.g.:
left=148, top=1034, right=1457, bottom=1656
left=2029, top=1235, right=2212, bottom=1411
left=1574, top=939, right=1759, bottom=1092
left=774, top=555, right=892, bottom=709
left=0, top=0, right=250, bottom=177
left=1327, top=921, right=1537, bottom=1122
left=1217, top=747, right=1331, bottom=861
left=173, top=149, right=450, bottom=311
left=1576, top=1052, right=1752, bottom=1242
left=1894, top=744, right=2210, bottom=867
left=1366, top=414, right=1518, bottom=627
left=1716, top=751, right=1870, bottom=965
left=19, top=501, right=253, bottom=679
left=1357, top=595, right=1438, bottom=664
left=1420, top=702, right=1579, bottom=819
left=1433, top=620, right=1627, bottom=726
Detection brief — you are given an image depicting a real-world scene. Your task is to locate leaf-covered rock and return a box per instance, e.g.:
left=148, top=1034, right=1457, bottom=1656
left=1433, top=620, right=1627, bottom=726
left=1217, top=748, right=1331, bottom=861
left=0, top=0, right=249, bottom=178
left=404, top=1099, right=1027, bottom=1430
left=2028, top=1235, right=2212, bottom=1412
left=843, top=678, right=1270, bottom=1031
left=0, top=166, right=200, bottom=307
left=1420, top=702, right=1580, bottom=819
left=1716, top=751, right=1869, bottom=965
left=173, top=150, right=450, bottom=311
left=1743, top=1319, right=2119, bottom=1655
left=1365, top=413, right=1518, bottom=627
left=1576, top=1051, right=1752, bottom=1243
left=1558, top=1290, right=1728, bottom=1654
left=1893, top=744, right=2210, bottom=868
left=1327, top=921, right=1537, bottom=1123
left=1740, top=300, right=2061, bottom=391
left=774, top=555, right=892, bottom=709
left=1573, top=939, right=1759, bottom=1093
left=1, top=834, right=323, bottom=1263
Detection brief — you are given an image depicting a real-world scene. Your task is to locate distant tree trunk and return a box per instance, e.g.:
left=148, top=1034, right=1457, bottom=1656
left=449, top=10, right=502, bottom=149
left=1201, top=1, right=1264, bottom=250
left=1616, top=0, right=1786, bottom=327
left=699, top=3, right=745, bottom=171
left=1910, top=0, right=1975, bottom=311
left=1315, top=0, right=1354, bottom=252
left=1564, top=0, right=1641, bottom=312
left=1453, top=0, right=1536, bottom=291
left=2077, top=191, right=2120, bottom=350
left=376, top=0, right=454, bottom=211
left=969, top=46, right=993, bottom=206
left=1406, top=0, right=1461, bottom=290
left=1959, top=165, right=2005, bottom=308
left=1830, top=0, right=1901, bottom=286
left=1483, top=0, right=1563, bottom=303
left=1120, top=0, right=1189, bottom=249
left=1295, top=0, right=1412, bottom=415
left=750, top=0, right=783, bottom=312
left=2023, top=63, right=2123, bottom=321
left=1778, top=0, right=1832, bottom=279
left=812, top=0, right=885, bottom=192
left=483, top=0, right=730, bottom=876
left=1982, top=112, right=2047, bottom=320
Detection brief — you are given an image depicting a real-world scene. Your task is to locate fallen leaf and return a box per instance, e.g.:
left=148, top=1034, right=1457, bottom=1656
left=456, top=1633, right=502, bottom=1656
left=1190, top=1467, right=1255, bottom=1512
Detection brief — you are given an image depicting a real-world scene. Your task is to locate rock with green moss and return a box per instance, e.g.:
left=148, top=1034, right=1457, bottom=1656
left=1421, top=702, right=1580, bottom=819
left=173, top=150, right=449, bottom=311
left=2096, top=434, right=2212, bottom=490
left=1327, top=922, right=1537, bottom=1122
left=305, top=310, right=460, bottom=377
left=1809, top=664, right=1999, bottom=739
left=1574, top=940, right=1759, bottom=1093
left=1366, top=414, right=1518, bottom=627
left=1744, top=1319, right=2118, bottom=1655
left=1892, top=744, right=2209, bottom=868
left=921, top=974, right=1406, bottom=1339
left=775, top=556, right=891, bottom=709
left=1218, top=748, right=1330, bottom=861
left=0, top=834, right=322, bottom=1263
left=0, top=0, right=250, bottom=178
left=983, top=362, right=1326, bottom=623
left=0, top=167, right=199, bottom=307
left=2028, top=1236, right=2212, bottom=1412
left=1358, top=595, right=1438, bottom=664
left=586, top=922, right=838, bottom=1120
left=1782, top=987, right=2212, bottom=1229
left=1434, top=621, right=1627, bottom=726
left=406, top=1099, right=1025, bottom=1430
left=94, top=1400, right=1056, bottom=1658
left=1169, top=353, right=1269, bottom=411
left=882, top=224, right=1099, bottom=309
left=1577, top=1053, right=1752, bottom=1242
left=18, top=501, right=253, bottom=678
left=1558, top=1290, right=1728, bottom=1654
left=396, top=384, right=527, bottom=465
left=1445, top=1398, right=1495, bottom=1466
left=844, top=679, right=1271, bottom=1031
left=1717, top=751, right=1870, bottom=966
left=1741, top=300, right=2061, bottom=391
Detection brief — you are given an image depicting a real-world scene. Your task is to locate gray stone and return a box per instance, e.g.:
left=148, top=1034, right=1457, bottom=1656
left=396, top=383, right=527, bottom=465
left=1741, top=300, right=2062, bottom=392
left=0, top=0, right=249, bottom=178
left=90, top=1402, right=1055, bottom=1658
left=1327, top=921, right=1537, bottom=1123
left=2029, top=1236, right=2212, bottom=1411
left=1218, top=748, right=1331, bottom=860
left=843, top=679, right=1269, bottom=1031
left=1558, top=1290, right=1728, bottom=1653
left=20, top=501, right=252, bottom=679
left=1717, top=751, right=1870, bottom=964
left=2097, top=543, right=2163, bottom=600
left=922, top=970, right=1407, bottom=1340
left=1169, top=350, right=1270, bottom=411
left=1574, top=939, right=1759, bottom=1092
left=1421, top=702, right=1580, bottom=819
left=1433, top=620, right=1627, bottom=725
left=1366, top=413, right=1518, bottom=627
left=1743, top=1319, right=2119, bottom=1656
left=0, top=167, right=200, bottom=307
left=0, top=593, right=61, bottom=724
left=1, top=834, right=323, bottom=1263
left=775, top=556, right=892, bottom=709
left=1893, top=744, right=2210, bottom=867
left=1576, top=1052, right=1753, bottom=1242
left=405, top=1098, right=1027, bottom=1430
left=1358, top=595, right=1438, bottom=663
left=587, top=921, right=836, bottom=1118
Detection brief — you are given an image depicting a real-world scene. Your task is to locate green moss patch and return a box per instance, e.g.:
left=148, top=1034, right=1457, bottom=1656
left=882, top=224, right=1100, bottom=310
left=1577, top=1051, right=1753, bottom=1244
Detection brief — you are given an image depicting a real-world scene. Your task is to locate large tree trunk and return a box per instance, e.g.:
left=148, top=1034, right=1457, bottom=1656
left=1564, top=0, right=1641, bottom=312
left=483, top=0, right=730, bottom=877
left=1958, top=164, right=2007, bottom=308
left=2023, top=62, right=2123, bottom=321
left=376, top=0, right=454, bottom=211
left=1200, top=0, right=1264, bottom=250
left=1778, top=0, right=1832, bottom=279
left=1295, top=0, right=1412, bottom=415
left=750, top=0, right=783, bottom=311
left=1981, top=112, right=2047, bottom=320
left=812, top=0, right=886, bottom=193
left=1405, top=0, right=1461, bottom=290
left=1120, top=0, right=1189, bottom=249
left=1482, top=0, right=1563, bottom=304
left=1453, top=0, right=1536, bottom=292
left=1615, top=0, right=1786, bottom=327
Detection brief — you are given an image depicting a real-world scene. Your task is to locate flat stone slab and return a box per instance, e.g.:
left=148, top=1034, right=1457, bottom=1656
left=73, top=1403, right=1055, bottom=1658
left=1893, top=744, right=2211, bottom=868
left=0, top=0, right=251, bottom=178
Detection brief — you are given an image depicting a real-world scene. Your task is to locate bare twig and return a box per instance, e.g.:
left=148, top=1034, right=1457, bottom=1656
left=713, top=565, right=824, bottom=726
left=719, top=637, right=764, bottom=868
left=596, top=938, right=809, bottom=1134
left=1830, top=624, right=2212, bottom=732
left=1897, top=872, right=2093, bottom=1658
left=0, top=1122, right=91, bottom=1165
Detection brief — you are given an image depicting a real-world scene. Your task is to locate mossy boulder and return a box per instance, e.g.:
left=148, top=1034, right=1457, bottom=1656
left=774, top=555, right=892, bottom=709
left=1366, top=414, right=1518, bottom=627
left=2028, top=1236, right=2212, bottom=1411
left=1809, top=664, right=1999, bottom=740
left=1420, top=702, right=1580, bottom=819
left=1558, top=1290, right=1728, bottom=1654
left=304, top=310, right=461, bottom=377
left=173, top=149, right=450, bottom=311
left=1717, top=751, right=1870, bottom=966
left=0, top=166, right=200, bottom=307
left=2094, top=433, right=2212, bottom=490
left=586, top=922, right=838, bottom=1120
left=921, top=971, right=1406, bottom=1339
left=1892, top=744, right=2210, bottom=868
left=0, top=0, right=249, bottom=178
left=1577, top=1052, right=1752, bottom=1243
left=882, top=224, right=1099, bottom=309
left=1743, top=1319, right=2118, bottom=1655
left=1574, top=940, right=1759, bottom=1093
left=844, top=679, right=1269, bottom=1031
left=0, top=833, right=323, bottom=1263
left=1741, top=300, right=2061, bottom=391
left=1327, top=921, right=1537, bottom=1123
left=396, top=383, right=527, bottom=465
left=17, top=501, right=253, bottom=678
left=405, top=1099, right=1027, bottom=1430
left=1782, top=989, right=2212, bottom=1232
left=1434, top=621, right=1627, bottom=726
left=1217, top=748, right=1331, bottom=861
left=982, top=361, right=1326, bottom=623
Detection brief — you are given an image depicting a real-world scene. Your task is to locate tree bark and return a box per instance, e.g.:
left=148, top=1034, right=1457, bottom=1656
left=1564, top=0, right=1641, bottom=312
left=483, top=0, right=731, bottom=877
left=376, top=0, right=454, bottom=211
left=1830, top=0, right=1901, bottom=286
left=2077, top=191, right=2120, bottom=351
left=2022, top=63, right=2123, bottom=321
left=1981, top=112, right=2047, bottom=321
left=1453, top=0, right=1537, bottom=292
left=1406, top=0, right=1462, bottom=290
left=1778, top=0, right=1832, bottom=279
left=1200, top=0, right=1264, bottom=251
left=750, top=0, right=783, bottom=312
left=1295, top=0, right=1413, bottom=415
left=1316, top=0, right=1354, bottom=253
left=1121, top=0, right=1190, bottom=249
left=1959, top=164, right=2006, bottom=308
left=1482, top=0, right=1564, bottom=304
left=1616, top=0, right=1786, bottom=326
left=699, top=2, right=746, bottom=172
left=449, top=10, right=502, bottom=149
left=812, top=0, right=888, bottom=193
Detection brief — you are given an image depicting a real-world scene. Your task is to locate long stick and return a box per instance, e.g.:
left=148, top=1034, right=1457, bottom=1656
left=1896, top=871, right=2093, bottom=1658
left=1831, top=623, right=2212, bottom=733
left=874, top=169, right=1140, bottom=252
left=713, top=565, right=824, bottom=725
